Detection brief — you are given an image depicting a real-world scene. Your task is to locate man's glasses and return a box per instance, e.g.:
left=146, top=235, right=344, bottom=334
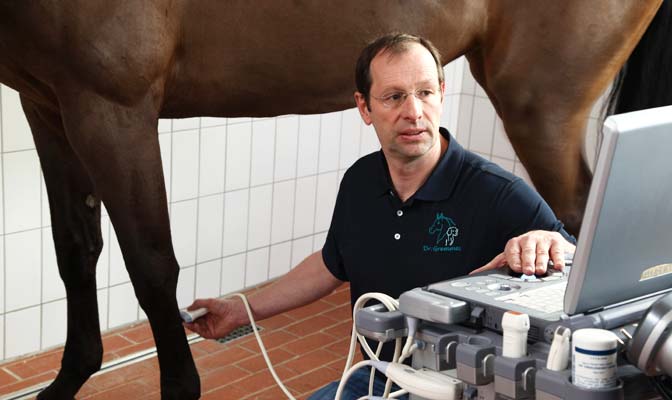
left=370, top=87, right=441, bottom=109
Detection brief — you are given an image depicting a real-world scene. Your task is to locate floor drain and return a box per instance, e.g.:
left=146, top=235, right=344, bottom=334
left=216, top=324, right=262, bottom=345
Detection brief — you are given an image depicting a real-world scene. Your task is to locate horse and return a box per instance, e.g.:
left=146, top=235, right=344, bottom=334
left=0, top=1, right=669, bottom=398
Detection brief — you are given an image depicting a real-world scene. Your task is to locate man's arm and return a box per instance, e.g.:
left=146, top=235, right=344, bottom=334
left=185, top=250, right=344, bottom=339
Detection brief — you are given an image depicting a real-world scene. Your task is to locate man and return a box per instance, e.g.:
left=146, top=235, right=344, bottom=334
left=185, top=34, right=575, bottom=399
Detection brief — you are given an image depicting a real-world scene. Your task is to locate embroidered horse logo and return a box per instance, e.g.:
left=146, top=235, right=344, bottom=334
left=429, top=213, right=459, bottom=246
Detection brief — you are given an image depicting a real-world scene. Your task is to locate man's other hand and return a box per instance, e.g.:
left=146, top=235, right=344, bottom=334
left=470, top=230, right=575, bottom=275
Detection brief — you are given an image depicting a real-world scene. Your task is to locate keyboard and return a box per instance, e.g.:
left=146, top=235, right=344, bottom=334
left=495, top=282, right=567, bottom=313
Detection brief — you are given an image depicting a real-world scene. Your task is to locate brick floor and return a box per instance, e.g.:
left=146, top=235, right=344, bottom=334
left=0, top=284, right=355, bottom=399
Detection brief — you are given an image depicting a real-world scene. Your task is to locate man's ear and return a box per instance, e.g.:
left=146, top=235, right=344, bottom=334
left=354, top=92, right=373, bottom=125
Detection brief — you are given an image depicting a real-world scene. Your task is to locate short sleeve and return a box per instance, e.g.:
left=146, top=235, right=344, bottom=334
left=321, top=175, right=350, bottom=282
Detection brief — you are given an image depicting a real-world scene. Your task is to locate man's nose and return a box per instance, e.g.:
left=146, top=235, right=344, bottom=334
left=400, top=94, right=423, bottom=120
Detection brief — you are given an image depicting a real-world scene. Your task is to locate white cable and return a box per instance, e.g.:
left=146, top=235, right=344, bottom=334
left=197, top=291, right=409, bottom=400
left=356, top=388, right=409, bottom=399
left=336, top=360, right=373, bottom=400
left=223, top=293, right=298, bottom=400
left=344, top=293, right=402, bottom=399
left=340, top=293, right=423, bottom=399
left=345, top=292, right=400, bottom=371
left=368, top=342, right=384, bottom=397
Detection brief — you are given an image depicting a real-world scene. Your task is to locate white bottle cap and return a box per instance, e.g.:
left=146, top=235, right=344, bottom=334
left=573, top=329, right=618, bottom=351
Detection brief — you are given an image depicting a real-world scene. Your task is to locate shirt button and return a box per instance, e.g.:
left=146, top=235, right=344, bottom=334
left=394, top=233, right=401, bottom=240
left=396, top=210, right=403, bottom=217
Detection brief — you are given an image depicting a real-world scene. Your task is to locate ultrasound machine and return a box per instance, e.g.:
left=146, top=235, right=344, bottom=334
left=353, top=106, right=672, bottom=400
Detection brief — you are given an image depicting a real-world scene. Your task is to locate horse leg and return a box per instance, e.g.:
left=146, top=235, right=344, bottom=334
left=19, top=98, right=104, bottom=399
left=54, top=89, right=200, bottom=399
left=498, top=96, right=591, bottom=235
left=468, top=1, right=659, bottom=235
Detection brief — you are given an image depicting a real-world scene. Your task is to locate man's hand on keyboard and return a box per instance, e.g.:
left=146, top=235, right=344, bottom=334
left=470, top=230, right=575, bottom=276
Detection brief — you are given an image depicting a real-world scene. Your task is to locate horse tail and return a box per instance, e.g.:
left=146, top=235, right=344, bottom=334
left=605, top=0, right=672, bottom=116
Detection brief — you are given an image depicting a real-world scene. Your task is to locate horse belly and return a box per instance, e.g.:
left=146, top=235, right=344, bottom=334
left=160, top=0, right=462, bottom=118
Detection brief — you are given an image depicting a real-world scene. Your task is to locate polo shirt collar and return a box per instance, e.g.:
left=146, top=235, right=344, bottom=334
left=374, top=127, right=464, bottom=201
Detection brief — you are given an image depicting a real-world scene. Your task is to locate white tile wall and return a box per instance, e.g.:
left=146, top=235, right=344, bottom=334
left=245, top=247, right=269, bottom=287
left=250, top=119, right=276, bottom=186
left=292, top=176, right=317, bottom=238
left=225, top=122, right=252, bottom=191
left=41, top=299, right=67, bottom=349
left=0, top=240, right=4, bottom=314
left=297, top=115, right=320, bottom=177
left=291, top=236, right=314, bottom=268
left=247, top=185, right=273, bottom=250
left=171, top=129, right=200, bottom=202
left=195, top=259, right=221, bottom=299
left=5, top=230, right=41, bottom=311
left=171, top=199, right=198, bottom=268
left=318, top=113, right=341, bottom=173
left=313, top=232, right=328, bottom=252
left=0, top=55, right=606, bottom=362
left=199, top=126, right=227, bottom=196
left=158, top=118, right=172, bottom=134
left=359, top=124, right=380, bottom=156
left=197, top=194, right=224, bottom=263
left=469, top=97, right=496, bottom=155
left=201, top=117, right=227, bottom=128
left=5, top=307, right=40, bottom=358
left=274, top=116, right=299, bottom=181
left=97, top=288, right=109, bottom=331
left=269, top=242, right=291, bottom=279
left=315, top=172, right=339, bottom=233
left=172, top=117, right=200, bottom=132
left=220, top=253, right=245, bottom=296
left=4, top=151, right=41, bottom=233
left=0, top=155, right=4, bottom=235
left=96, top=217, right=111, bottom=289
left=42, top=228, right=65, bottom=303
left=339, top=109, right=362, bottom=169
left=176, top=266, right=195, bottom=309
left=222, top=189, right=249, bottom=256
left=108, top=283, right=138, bottom=327
left=158, top=133, right=172, bottom=203
left=271, top=180, right=295, bottom=244
left=108, top=226, right=131, bottom=286
left=0, top=316, right=4, bottom=359
left=1, top=87, right=34, bottom=152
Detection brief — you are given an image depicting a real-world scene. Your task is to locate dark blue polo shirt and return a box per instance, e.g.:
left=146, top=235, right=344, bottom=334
left=322, top=128, right=572, bottom=309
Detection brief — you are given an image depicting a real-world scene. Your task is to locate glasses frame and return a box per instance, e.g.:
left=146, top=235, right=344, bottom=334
left=369, top=87, right=442, bottom=109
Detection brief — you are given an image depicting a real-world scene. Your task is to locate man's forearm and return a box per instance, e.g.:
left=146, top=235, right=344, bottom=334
left=238, top=250, right=344, bottom=325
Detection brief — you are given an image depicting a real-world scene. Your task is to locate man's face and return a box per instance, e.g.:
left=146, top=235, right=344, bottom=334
left=355, top=43, right=445, bottom=162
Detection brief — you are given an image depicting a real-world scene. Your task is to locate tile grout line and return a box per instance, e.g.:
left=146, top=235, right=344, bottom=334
left=242, top=121, right=253, bottom=289
left=265, top=119, right=278, bottom=281
left=191, top=117, right=203, bottom=300
left=217, top=120, right=228, bottom=298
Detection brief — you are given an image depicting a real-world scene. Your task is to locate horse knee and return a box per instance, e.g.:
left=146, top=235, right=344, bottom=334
left=49, top=198, right=103, bottom=286
left=130, top=256, right=180, bottom=309
left=53, top=232, right=103, bottom=288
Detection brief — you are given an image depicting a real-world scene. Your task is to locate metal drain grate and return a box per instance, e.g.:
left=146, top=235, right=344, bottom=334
left=216, top=324, right=262, bottom=345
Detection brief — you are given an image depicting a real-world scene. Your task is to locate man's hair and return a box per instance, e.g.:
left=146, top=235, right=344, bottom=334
left=355, top=33, right=444, bottom=108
